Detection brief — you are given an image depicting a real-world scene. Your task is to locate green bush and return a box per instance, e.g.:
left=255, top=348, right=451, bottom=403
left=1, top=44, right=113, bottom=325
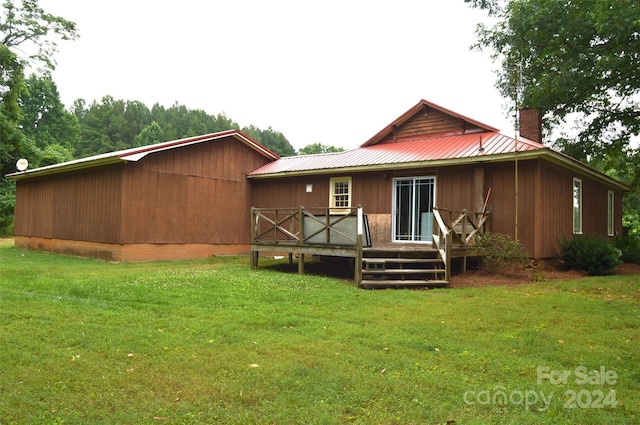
left=614, top=234, right=640, bottom=264
left=474, top=232, right=528, bottom=274
left=559, top=235, right=621, bottom=275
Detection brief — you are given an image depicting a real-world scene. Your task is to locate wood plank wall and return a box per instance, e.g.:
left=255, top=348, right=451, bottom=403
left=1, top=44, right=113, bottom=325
left=484, top=159, right=623, bottom=258
left=251, top=172, right=392, bottom=213
left=484, top=160, right=539, bottom=256
left=383, top=108, right=483, bottom=142
left=14, top=164, right=124, bottom=243
left=121, top=137, right=272, bottom=244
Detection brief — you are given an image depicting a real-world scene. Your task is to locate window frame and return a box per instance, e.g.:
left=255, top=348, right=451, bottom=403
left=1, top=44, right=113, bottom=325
left=607, top=190, right=614, bottom=236
left=329, top=176, right=352, bottom=214
left=573, top=178, right=583, bottom=234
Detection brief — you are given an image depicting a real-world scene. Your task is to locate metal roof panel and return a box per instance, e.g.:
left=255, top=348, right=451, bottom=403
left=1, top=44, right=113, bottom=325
left=250, top=132, right=544, bottom=176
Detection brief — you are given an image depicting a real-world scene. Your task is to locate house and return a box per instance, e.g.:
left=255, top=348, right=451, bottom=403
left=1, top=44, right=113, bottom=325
left=8, top=100, right=630, bottom=284
left=249, top=100, right=628, bottom=257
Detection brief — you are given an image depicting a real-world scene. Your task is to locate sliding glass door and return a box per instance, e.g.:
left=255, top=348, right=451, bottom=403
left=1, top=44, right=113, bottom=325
left=393, top=176, right=436, bottom=242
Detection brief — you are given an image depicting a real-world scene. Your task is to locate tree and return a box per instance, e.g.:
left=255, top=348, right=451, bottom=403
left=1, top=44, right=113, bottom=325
left=19, top=74, right=79, bottom=164
left=1, top=0, right=78, bottom=71
left=0, top=44, right=28, bottom=235
left=134, top=121, right=164, bottom=147
left=469, top=0, right=639, bottom=155
left=0, top=0, right=78, bottom=235
left=241, top=125, right=296, bottom=157
left=73, top=96, right=150, bottom=157
left=298, top=143, right=345, bottom=155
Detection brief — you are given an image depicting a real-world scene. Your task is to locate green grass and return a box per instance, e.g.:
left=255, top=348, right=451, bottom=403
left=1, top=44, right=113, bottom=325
left=1, top=241, right=639, bottom=424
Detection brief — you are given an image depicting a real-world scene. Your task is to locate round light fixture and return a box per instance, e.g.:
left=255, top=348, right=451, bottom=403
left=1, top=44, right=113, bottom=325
left=16, top=158, right=29, bottom=171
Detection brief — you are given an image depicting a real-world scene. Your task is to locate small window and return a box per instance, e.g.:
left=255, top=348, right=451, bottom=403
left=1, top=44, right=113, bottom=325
left=329, top=177, right=352, bottom=213
left=573, top=178, right=582, bottom=234
left=607, top=190, right=614, bottom=236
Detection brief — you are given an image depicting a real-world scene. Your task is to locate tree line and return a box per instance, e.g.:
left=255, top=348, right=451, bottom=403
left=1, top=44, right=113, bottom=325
left=19, top=75, right=304, bottom=167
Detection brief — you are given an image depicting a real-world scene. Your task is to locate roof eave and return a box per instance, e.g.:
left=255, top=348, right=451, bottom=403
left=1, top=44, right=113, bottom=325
left=6, top=156, right=125, bottom=181
left=540, top=149, right=631, bottom=192
left=248, top=149, right=631, bottom=192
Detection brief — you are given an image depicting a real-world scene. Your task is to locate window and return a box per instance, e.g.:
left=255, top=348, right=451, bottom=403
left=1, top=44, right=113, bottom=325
left=607, top=190, right=614, bottom=236
left=329, top=177, right=352, bottom=212
left=573, top=178, right=582, bottom=234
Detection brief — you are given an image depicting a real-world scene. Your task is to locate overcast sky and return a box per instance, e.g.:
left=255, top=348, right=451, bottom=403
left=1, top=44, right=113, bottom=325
left=40, top=0, right=514, bottom=150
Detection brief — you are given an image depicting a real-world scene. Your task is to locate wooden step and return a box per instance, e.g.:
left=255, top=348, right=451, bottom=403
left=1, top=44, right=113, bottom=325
left=360, top=279, right=449, bottom=288
left=362, top=268, right=445, bottom=275
left=362, top=258, right=442, bottom=264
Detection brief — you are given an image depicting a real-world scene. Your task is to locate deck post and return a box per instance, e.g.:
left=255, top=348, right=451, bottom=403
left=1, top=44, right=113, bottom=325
left=298, top=253, right=305, bottom=275
left=355, top=205, right=363, bottom=285
left=288, top=253, right=293, bottom=264
left=298, top=206, right=304, bottom=246
left=445, top=230, right=452, bottom=282
left=250, top=207, right=257, bottom=269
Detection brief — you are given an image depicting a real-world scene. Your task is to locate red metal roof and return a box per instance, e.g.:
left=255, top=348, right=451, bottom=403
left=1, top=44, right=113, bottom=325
left=250, top=131, right=545, bottom=177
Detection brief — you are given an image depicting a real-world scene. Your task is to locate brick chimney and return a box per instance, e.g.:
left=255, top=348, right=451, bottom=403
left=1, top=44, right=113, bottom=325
left=519, top=108, right=542, bottom=143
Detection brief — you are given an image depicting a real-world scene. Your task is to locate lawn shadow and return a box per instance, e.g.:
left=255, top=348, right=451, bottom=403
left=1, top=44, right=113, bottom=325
left=259, top=255, right=356, bottom=281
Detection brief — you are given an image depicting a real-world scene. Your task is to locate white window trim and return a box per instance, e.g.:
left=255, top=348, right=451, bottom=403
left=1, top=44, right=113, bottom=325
left=329, top=176, right=352, bottom=214
left=607, top=190, right=614, bottom=236
left=573, top=178, right=583, bottom=234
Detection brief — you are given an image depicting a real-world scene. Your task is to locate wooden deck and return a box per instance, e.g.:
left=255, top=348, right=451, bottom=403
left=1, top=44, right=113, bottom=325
left=250, top=206, right=489, bottom=288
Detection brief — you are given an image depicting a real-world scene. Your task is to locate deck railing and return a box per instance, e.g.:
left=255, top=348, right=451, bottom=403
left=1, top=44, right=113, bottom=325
left=251, top=206, right=363, bottom=246
left=251, top=206, right=365, bottom=282
left=432, top=207, right=491, bottom=281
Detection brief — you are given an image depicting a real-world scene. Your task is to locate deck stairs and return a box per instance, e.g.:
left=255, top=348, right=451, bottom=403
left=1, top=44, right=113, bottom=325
left=360, top=247, right=448, bottom=289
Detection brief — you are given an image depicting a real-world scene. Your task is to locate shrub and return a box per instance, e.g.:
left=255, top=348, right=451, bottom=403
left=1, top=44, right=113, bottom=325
left=474, top=232, right=528, bottom=274
left=614, top=234, right=640, bottom=264
left=559, top=235, right=621, bottom=275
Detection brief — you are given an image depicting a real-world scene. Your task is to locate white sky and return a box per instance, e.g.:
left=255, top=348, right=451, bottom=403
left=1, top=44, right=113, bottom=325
left=39, top=0, right=515, bottom=151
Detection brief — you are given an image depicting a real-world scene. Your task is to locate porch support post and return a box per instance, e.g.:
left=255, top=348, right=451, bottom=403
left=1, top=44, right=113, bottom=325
left=298, top=253, right=305, bottom=275
left=474, top=165, right=485, bottom=213
left=250, top=207, right=257, bottom=269
left=250, top=250, right=259, bottom=269
left=445, top=231, right=452, bottom=283
left=355, top=205, right=363, bottom=285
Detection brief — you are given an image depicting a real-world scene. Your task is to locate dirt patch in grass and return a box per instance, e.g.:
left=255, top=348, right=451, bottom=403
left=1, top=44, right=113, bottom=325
left=449, top=261, right=640, bottom=288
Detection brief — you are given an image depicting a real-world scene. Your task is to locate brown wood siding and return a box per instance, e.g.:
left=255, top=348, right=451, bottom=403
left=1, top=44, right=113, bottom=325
left=483, top=159, right=622, bottom=258
left=251, top=176, right=329, bottom=209
left=436, top=165, right=476, bottom=211
left=120, top=137, right=271, bottom=245
left=484, top=162, right=515, bottom=239
left=13, top=165, right=124, bottom=243
left=352, top=173, right=393, bottom=213
left=536, top=161, right=573, bottom=257
left=251, top=172, right=394, bottom=213
left=382, top=108, right=484, bottom=142
left=582, top=177, right=621, bottom=238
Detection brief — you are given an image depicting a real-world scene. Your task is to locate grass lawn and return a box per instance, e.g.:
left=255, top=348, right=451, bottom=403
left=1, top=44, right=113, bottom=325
left=0, top=240, right=639, bottom=424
